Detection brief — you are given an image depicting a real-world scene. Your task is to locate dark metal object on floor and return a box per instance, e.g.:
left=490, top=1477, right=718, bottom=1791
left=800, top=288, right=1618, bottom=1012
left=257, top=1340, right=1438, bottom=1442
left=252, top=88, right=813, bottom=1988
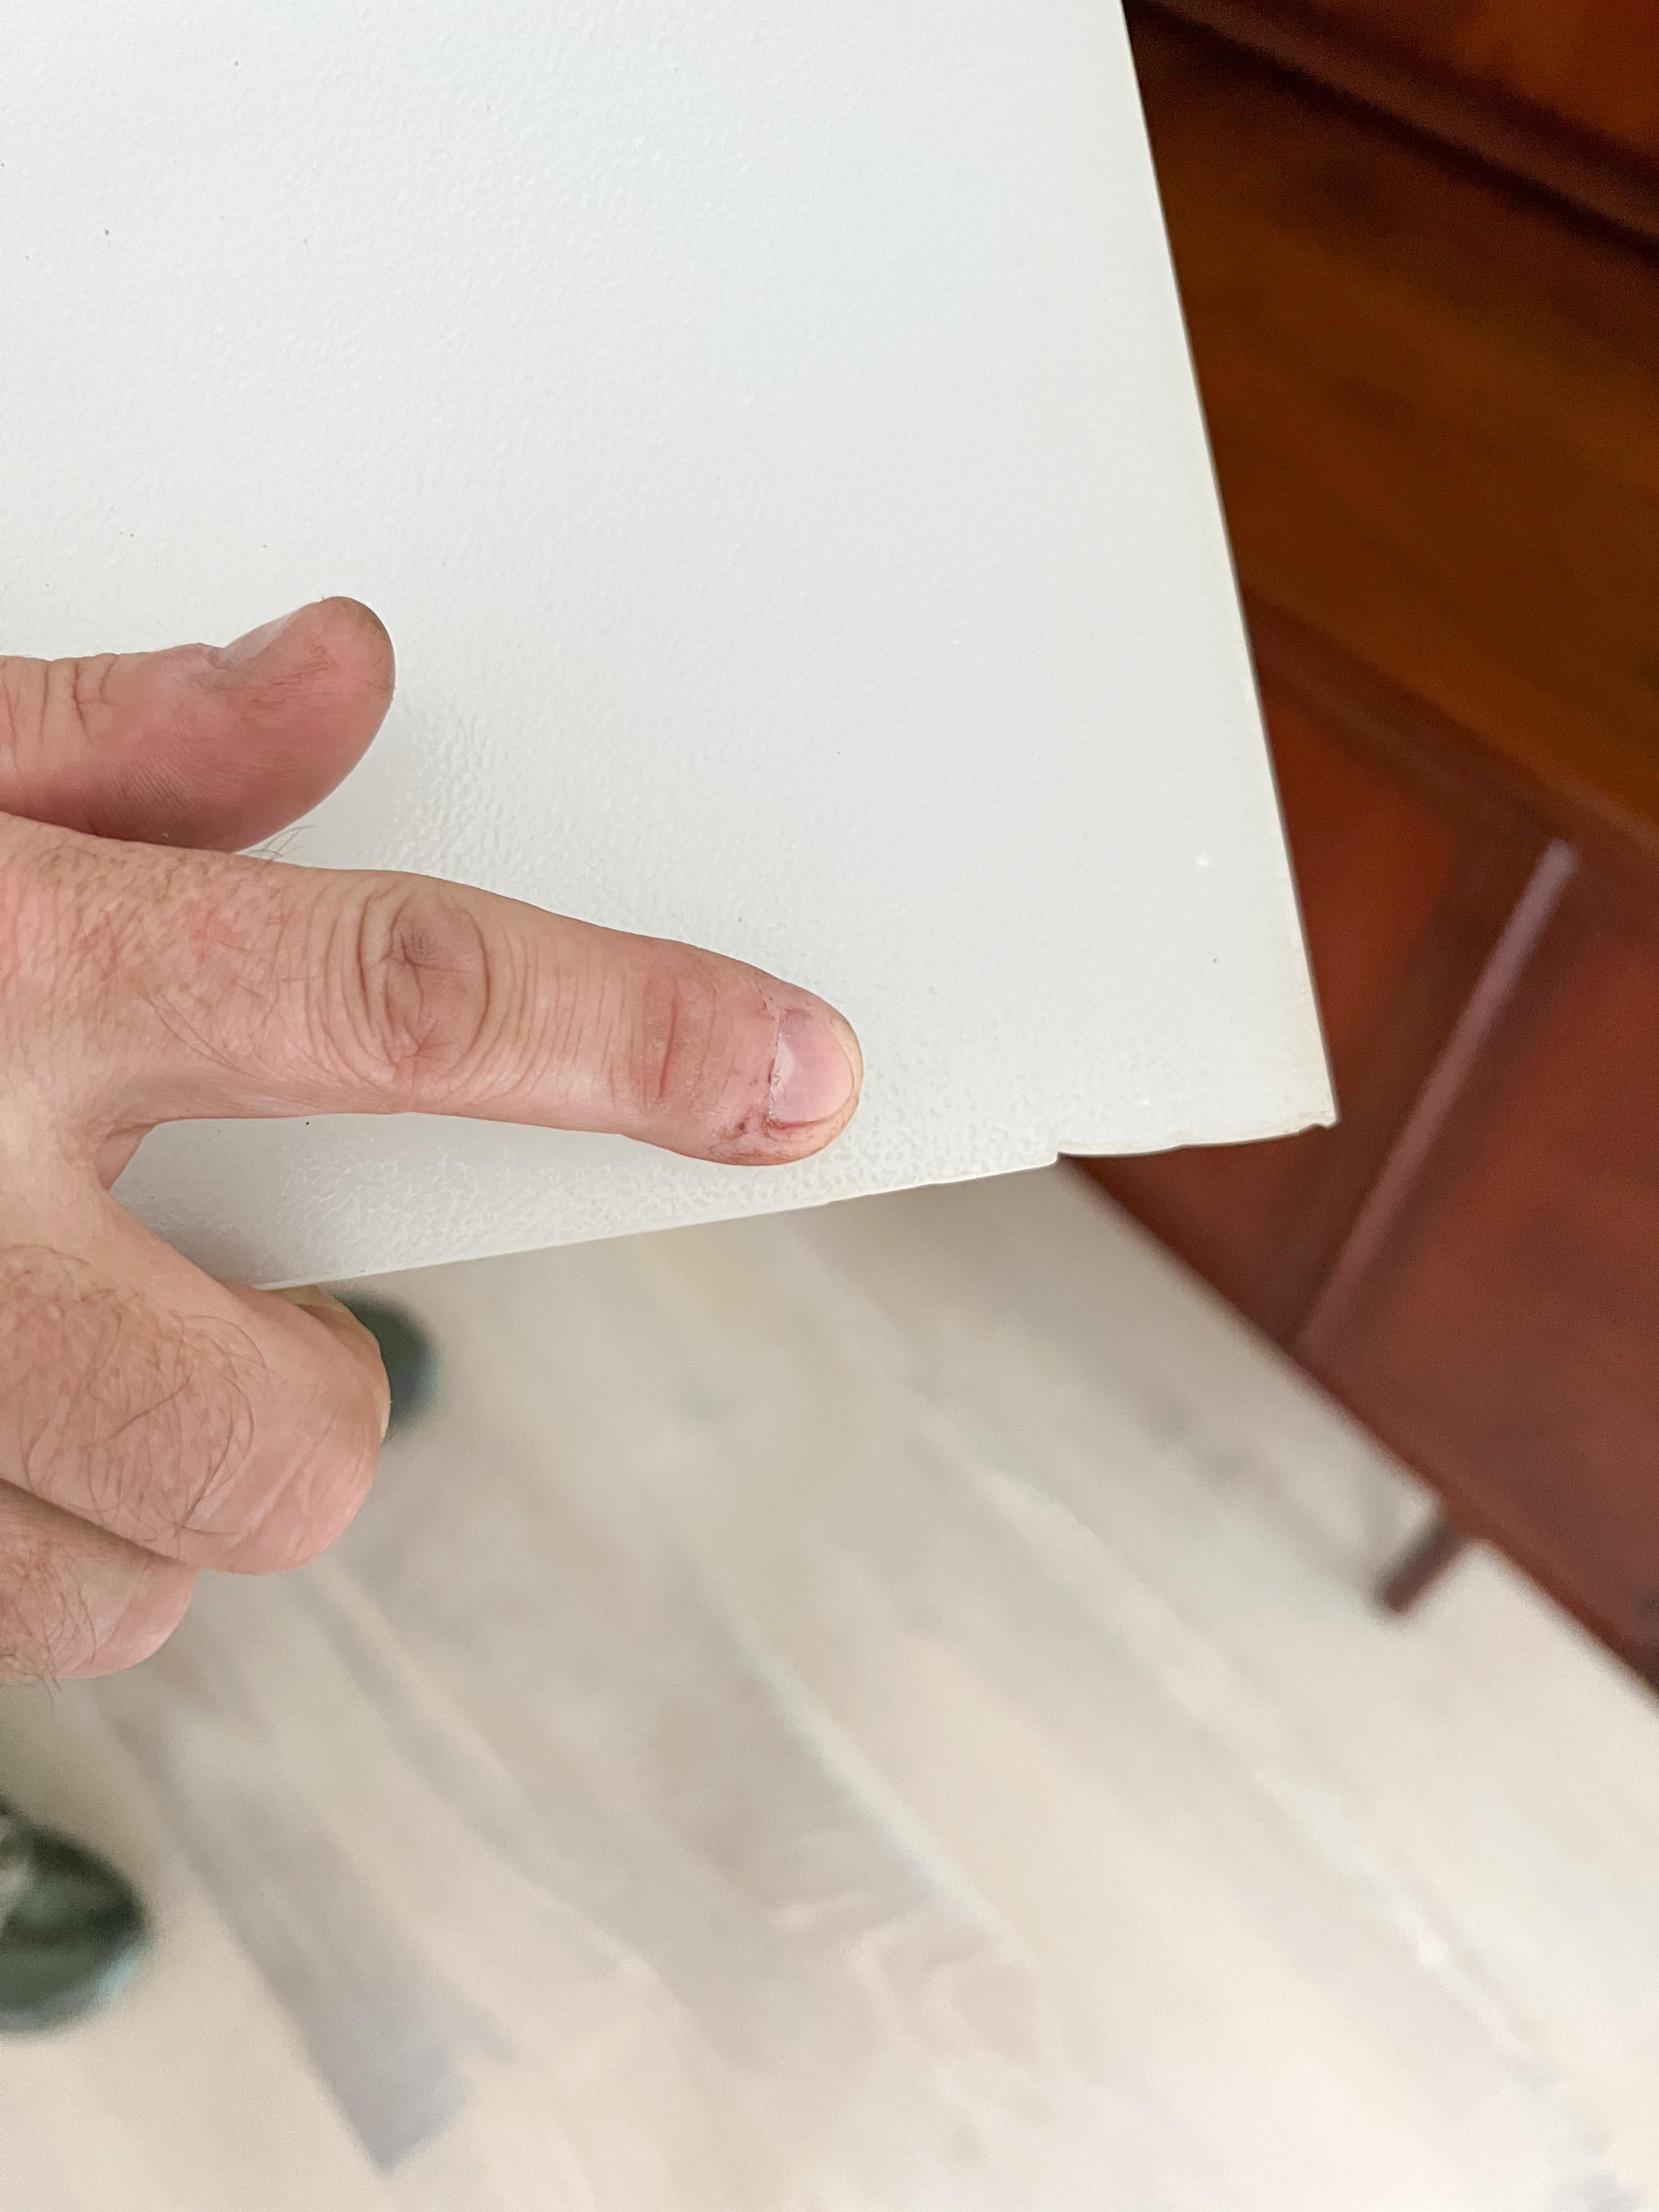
left=0, top=1802, right=149, bottom=2034
left=1378, top=1513, right=1472, bottom=1615
left=340, top=1296, right=441, bottom=1436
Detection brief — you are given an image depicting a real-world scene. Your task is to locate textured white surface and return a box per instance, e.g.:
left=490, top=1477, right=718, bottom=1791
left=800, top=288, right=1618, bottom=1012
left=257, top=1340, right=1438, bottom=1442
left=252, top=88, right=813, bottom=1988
left=2, top=2, right=1329, bottom=1284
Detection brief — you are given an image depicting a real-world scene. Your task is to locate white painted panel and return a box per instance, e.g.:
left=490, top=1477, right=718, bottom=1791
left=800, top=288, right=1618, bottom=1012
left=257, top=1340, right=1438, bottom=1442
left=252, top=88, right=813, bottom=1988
left=2, top=2, right=1330, bottom=1282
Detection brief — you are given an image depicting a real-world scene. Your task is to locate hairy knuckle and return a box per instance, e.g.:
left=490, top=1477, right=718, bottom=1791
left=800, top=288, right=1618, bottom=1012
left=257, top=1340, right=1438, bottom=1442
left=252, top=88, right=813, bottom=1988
left=0, top=831, right=241, bottom=1125
left=0, top=1503, right=193, bottom=1682
left=0, top=1247, right=259, bottom=1558
left=0, top=1521, right=94, bottom=1681
left=163, top=1335, right=273, bottom=1553
left=0, top=1246, right=382, bottom=1581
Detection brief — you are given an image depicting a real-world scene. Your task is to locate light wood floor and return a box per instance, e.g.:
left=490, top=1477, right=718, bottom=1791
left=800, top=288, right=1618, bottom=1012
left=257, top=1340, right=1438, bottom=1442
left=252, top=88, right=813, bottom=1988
left=2, top=1167, right=1656, bottom=2212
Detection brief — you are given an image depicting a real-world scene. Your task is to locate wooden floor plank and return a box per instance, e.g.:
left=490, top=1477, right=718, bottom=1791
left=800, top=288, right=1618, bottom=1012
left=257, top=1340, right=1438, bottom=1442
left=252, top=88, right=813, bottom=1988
left=2, top=1169, right=1654, bottom=2209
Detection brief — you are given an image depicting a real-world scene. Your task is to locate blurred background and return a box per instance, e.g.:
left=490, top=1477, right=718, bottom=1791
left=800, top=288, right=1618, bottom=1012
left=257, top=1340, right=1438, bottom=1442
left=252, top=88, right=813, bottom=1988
left=3, top=3, right=1657, bottom=2207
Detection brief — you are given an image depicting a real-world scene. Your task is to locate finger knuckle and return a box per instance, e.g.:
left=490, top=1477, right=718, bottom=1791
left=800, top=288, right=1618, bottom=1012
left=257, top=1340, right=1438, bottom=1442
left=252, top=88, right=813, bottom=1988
left=329, top=881, right=509, bottom=1103
left=0, top=1521, right=95, bottom=1682
left=0, top=1512, right=193, bottom=1683
left=166, top=1313, right=386, bottom=1573
left=0, top=1249, right=382, bottom=1579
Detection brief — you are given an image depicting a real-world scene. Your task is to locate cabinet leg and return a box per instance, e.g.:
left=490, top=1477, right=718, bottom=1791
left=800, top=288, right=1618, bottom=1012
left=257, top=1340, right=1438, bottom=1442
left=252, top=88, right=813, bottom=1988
left=1378, top=1513, right=1471, bottom=1614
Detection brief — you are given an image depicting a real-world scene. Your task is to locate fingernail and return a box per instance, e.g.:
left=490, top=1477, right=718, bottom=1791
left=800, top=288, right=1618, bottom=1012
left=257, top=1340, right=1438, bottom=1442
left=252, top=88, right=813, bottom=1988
left=273, top=1291, right=393, bottom=1442
left=768, top=1006, right=859, bottom=1130
left=272, top=1284, right=354, bottom=1318
left=271, top=1286, right=391, bottom=1436
left=216, top=605, right=306, bottom=668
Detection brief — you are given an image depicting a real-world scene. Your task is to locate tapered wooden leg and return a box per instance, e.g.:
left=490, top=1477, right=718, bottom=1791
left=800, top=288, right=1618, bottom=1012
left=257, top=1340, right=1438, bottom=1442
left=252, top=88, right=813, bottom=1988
left=1378, top=1513, right=1472, bottom=1614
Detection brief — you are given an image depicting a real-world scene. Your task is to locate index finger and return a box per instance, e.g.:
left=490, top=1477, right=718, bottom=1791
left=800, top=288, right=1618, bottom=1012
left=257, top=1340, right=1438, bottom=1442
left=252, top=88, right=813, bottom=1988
left=13, top=819, right=864, bottom=1165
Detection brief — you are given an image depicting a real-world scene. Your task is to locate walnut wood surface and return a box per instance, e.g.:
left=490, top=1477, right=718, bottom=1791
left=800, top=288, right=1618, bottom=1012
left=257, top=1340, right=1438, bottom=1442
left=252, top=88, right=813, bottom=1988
left=1131, top=13, right=1659, bottom=845
left=1289, top=0, right=1659, bottom=163
left=1134, top=0, right=1659, bottom=241
left=1305, top=871, right=1659, bottom=1678
left=1085, top=621, right=1544, bottom=1340
left=1103, top=26, right=1659, bottom=1675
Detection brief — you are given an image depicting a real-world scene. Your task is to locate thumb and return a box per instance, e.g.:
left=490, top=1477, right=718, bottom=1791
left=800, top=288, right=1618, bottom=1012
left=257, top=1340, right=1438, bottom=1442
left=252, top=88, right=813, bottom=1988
left=0, top=598, right=394, bottom=851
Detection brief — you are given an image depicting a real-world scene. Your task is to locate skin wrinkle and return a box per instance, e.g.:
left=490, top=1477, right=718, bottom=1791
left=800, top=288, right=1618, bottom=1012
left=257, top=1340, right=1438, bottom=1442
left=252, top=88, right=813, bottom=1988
left=133, top=873, right=285, bottom=1085
left=94, top=1545, right=193, bottom=1676
left=33, top=1532, right=100, bottom=1680
left=189, top=1301, right=370, bottom=1571
left=0, top=1246, right=256, bottom=1556
left=0, top=1488, right=192, bottom=1680
left=0, top=1238, right=367, bottom=1583
left=0, top=1510, right=64, bottom=1678
left=68, top=653, right=117, bottom=726
left=0, top=832, right=181, bottom=1101
left=118, top=1319, right=263, bottom=1557
left=354, top=887, right=506, bottom=1103
left=562, top=943, right=627, bottom=1118
left=636, top=959, right=721, bottom=1125
left=88, top=845, right=294, bottom=1101
left=210, top=1382, right=379, bottom=1574
left=0, top=1525, right=77, bottom=1679
left=0, top=661, right=50, bottom=783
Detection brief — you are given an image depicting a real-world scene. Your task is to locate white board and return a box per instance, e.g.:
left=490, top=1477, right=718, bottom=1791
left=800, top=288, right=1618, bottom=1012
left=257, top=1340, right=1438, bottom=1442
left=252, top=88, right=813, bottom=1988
left=2, top=1, right=1331, bottom=1286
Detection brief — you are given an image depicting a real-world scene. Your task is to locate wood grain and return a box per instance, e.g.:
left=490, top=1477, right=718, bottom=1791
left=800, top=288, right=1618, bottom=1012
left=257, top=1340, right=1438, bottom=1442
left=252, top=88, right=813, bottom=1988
left=1306, top=869, right=1659, bottom=1676
left=1135, top=0, right=1659, bottom=241
left=1086, top=616, right=1547, bottom=1340
left=1131, top=14, right=1659, bottom=844
left=3, top=1172, right=1658, bottom=2207
left=1290, top=0, right=1659, bottom=163
left=1086, top=675, right=1463, bottom=1334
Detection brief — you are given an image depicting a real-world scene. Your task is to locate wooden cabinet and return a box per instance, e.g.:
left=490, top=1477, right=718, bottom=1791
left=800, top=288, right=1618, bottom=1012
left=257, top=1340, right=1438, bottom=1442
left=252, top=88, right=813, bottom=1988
left=1306, top=871, right=1659, bottom=1673
left=1237, top=0, right=1659, bottom=163
left=1086, top=9, right=1659, bottom=1683
left=1146, top=0, right=1659, bottom=245
left=1099, top=647, right=1540, bottom=1339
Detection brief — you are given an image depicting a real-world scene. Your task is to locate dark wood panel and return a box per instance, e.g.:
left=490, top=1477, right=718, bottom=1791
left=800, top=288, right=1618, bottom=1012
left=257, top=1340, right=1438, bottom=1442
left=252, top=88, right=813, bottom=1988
left=1306, top=875, right=1659, bottom=1673
left=1086, top=625, right=1542, bottom=1338
left=1130, top=13, right=1659, bottom=848
left=1295, top=0, right=1659, bottom=163
left=1110, top=14, right=1659, bottom=1679
left=1135, top=3, right=1659, bottom=246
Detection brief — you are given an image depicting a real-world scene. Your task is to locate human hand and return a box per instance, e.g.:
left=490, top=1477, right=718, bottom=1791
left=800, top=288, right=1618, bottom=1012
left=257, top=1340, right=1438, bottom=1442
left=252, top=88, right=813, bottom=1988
left=0, top=600, right=861, bottom=1679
